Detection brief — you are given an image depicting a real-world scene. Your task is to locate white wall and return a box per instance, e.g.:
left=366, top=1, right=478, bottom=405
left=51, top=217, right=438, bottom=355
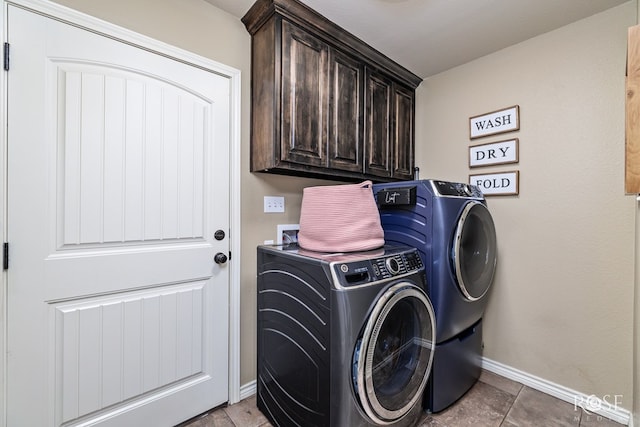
left=416, top=1, right=636, bottom=409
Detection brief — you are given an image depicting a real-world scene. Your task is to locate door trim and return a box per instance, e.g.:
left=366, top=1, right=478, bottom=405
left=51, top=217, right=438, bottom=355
left=0, top=0, right=243, bottom=422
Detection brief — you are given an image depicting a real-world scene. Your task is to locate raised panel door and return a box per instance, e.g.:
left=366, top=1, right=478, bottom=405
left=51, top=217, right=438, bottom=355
left=393, top=84, right=415, bottom=180
left=365, top=70, right=392, bottom=179
left=281, top=21, right=329, bottom=167
left=7, top=7, right=230, bottom=426
left=328, top=49, right=364, bottom=172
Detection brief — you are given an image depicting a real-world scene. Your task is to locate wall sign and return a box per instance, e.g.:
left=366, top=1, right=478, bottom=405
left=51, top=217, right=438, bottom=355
left=469, top=105, right=520, bottom=139
left=469, top=171, right=519, bottom=196
left=469, top=138, right=518, bottom=168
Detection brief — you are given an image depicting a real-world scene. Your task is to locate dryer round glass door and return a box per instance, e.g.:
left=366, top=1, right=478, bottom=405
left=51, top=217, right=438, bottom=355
left=353, top=283, right=436, bottom=424
left=452, top=201, right=497, bottom=301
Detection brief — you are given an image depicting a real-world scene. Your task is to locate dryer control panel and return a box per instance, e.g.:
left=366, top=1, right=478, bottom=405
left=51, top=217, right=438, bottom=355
left=432, top=180, right=484, bottom=199
left=331, top=249, right=424, bottom=288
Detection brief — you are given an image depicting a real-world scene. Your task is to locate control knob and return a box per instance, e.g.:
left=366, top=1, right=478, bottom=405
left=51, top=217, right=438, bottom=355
left=385, top=257, right=401, bottom=275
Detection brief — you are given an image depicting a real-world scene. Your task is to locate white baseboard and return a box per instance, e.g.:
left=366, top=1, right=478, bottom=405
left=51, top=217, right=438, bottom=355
left=239, top=380, right=257, bottom=401
left=482, top=357, right=632, bottom=426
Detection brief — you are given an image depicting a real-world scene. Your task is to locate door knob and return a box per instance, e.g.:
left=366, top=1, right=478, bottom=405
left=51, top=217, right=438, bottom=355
left=214, top=252, right=228, bottom=264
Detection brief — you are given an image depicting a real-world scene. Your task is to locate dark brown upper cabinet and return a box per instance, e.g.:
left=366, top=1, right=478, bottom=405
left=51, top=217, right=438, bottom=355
left=242, top=0, right=422, bottom=182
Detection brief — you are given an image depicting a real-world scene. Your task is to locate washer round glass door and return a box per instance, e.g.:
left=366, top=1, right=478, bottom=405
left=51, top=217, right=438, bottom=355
left=353, top=282, right=435, bottom=424
left=452, top=201, right=497, bottom=301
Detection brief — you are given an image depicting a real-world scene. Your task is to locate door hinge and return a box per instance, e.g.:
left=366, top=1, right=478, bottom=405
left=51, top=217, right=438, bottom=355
left=3, top=43, right=9, bottom=71
left=3, top=242, right=8, bottom=270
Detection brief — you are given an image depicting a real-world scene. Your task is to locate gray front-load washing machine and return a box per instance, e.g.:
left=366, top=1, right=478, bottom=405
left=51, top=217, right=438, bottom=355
left=257, top=244, right=436, bottom=427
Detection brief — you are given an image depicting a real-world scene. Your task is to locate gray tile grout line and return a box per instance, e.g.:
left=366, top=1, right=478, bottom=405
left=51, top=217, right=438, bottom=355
left=498, top=381, right=523, bottom=427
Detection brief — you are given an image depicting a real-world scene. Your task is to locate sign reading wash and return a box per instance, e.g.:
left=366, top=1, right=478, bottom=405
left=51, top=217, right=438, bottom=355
left=469, top=105, right=519, bottom=139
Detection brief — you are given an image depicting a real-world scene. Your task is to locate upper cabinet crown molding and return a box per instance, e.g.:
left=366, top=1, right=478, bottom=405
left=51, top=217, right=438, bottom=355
left=242, top=0, right=422, bottom=182
left=242, top=0, right=422, bottom=89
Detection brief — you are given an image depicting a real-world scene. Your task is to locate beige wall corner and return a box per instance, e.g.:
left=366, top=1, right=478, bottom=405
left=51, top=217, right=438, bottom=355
left=417, top=1, right=635, bottom=411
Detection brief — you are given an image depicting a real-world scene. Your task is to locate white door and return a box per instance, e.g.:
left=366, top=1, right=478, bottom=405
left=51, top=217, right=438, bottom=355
left=7, top=5, right=230, bottom=426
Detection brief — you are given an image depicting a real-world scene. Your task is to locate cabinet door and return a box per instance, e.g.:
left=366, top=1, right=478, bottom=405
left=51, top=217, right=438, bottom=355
left=364, top=69, right=392, bottom=179
left=328, top=50, right=364, bottom=172
left=392, top=84, right=415, bottom=180
left=281, top=21, right=329, bottom=167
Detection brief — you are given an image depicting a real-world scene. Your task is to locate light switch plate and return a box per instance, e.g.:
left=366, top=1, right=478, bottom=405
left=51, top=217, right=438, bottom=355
left=264, top=196, right=285, bottom=213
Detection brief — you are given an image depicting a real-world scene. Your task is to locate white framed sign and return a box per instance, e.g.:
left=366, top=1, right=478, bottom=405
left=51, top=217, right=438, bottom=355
left=469, top=105, right=520, bottom=139
left=469, top=138, right=519, bottom=168
left=470, top=171, right=519, bottom=196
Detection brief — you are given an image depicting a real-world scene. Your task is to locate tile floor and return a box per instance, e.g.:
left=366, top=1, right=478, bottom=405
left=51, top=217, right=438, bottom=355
left=179, top=370, right=624, bottom=427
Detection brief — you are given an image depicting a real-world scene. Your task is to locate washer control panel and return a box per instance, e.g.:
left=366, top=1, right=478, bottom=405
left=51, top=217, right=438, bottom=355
left=432, top=180, right=484, bottom=199
left=332, top=248, right=424, bottom=288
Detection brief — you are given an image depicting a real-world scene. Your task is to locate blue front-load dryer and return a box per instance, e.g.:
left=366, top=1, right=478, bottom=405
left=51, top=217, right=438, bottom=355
left=372, top=179, right=497, bottom=413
